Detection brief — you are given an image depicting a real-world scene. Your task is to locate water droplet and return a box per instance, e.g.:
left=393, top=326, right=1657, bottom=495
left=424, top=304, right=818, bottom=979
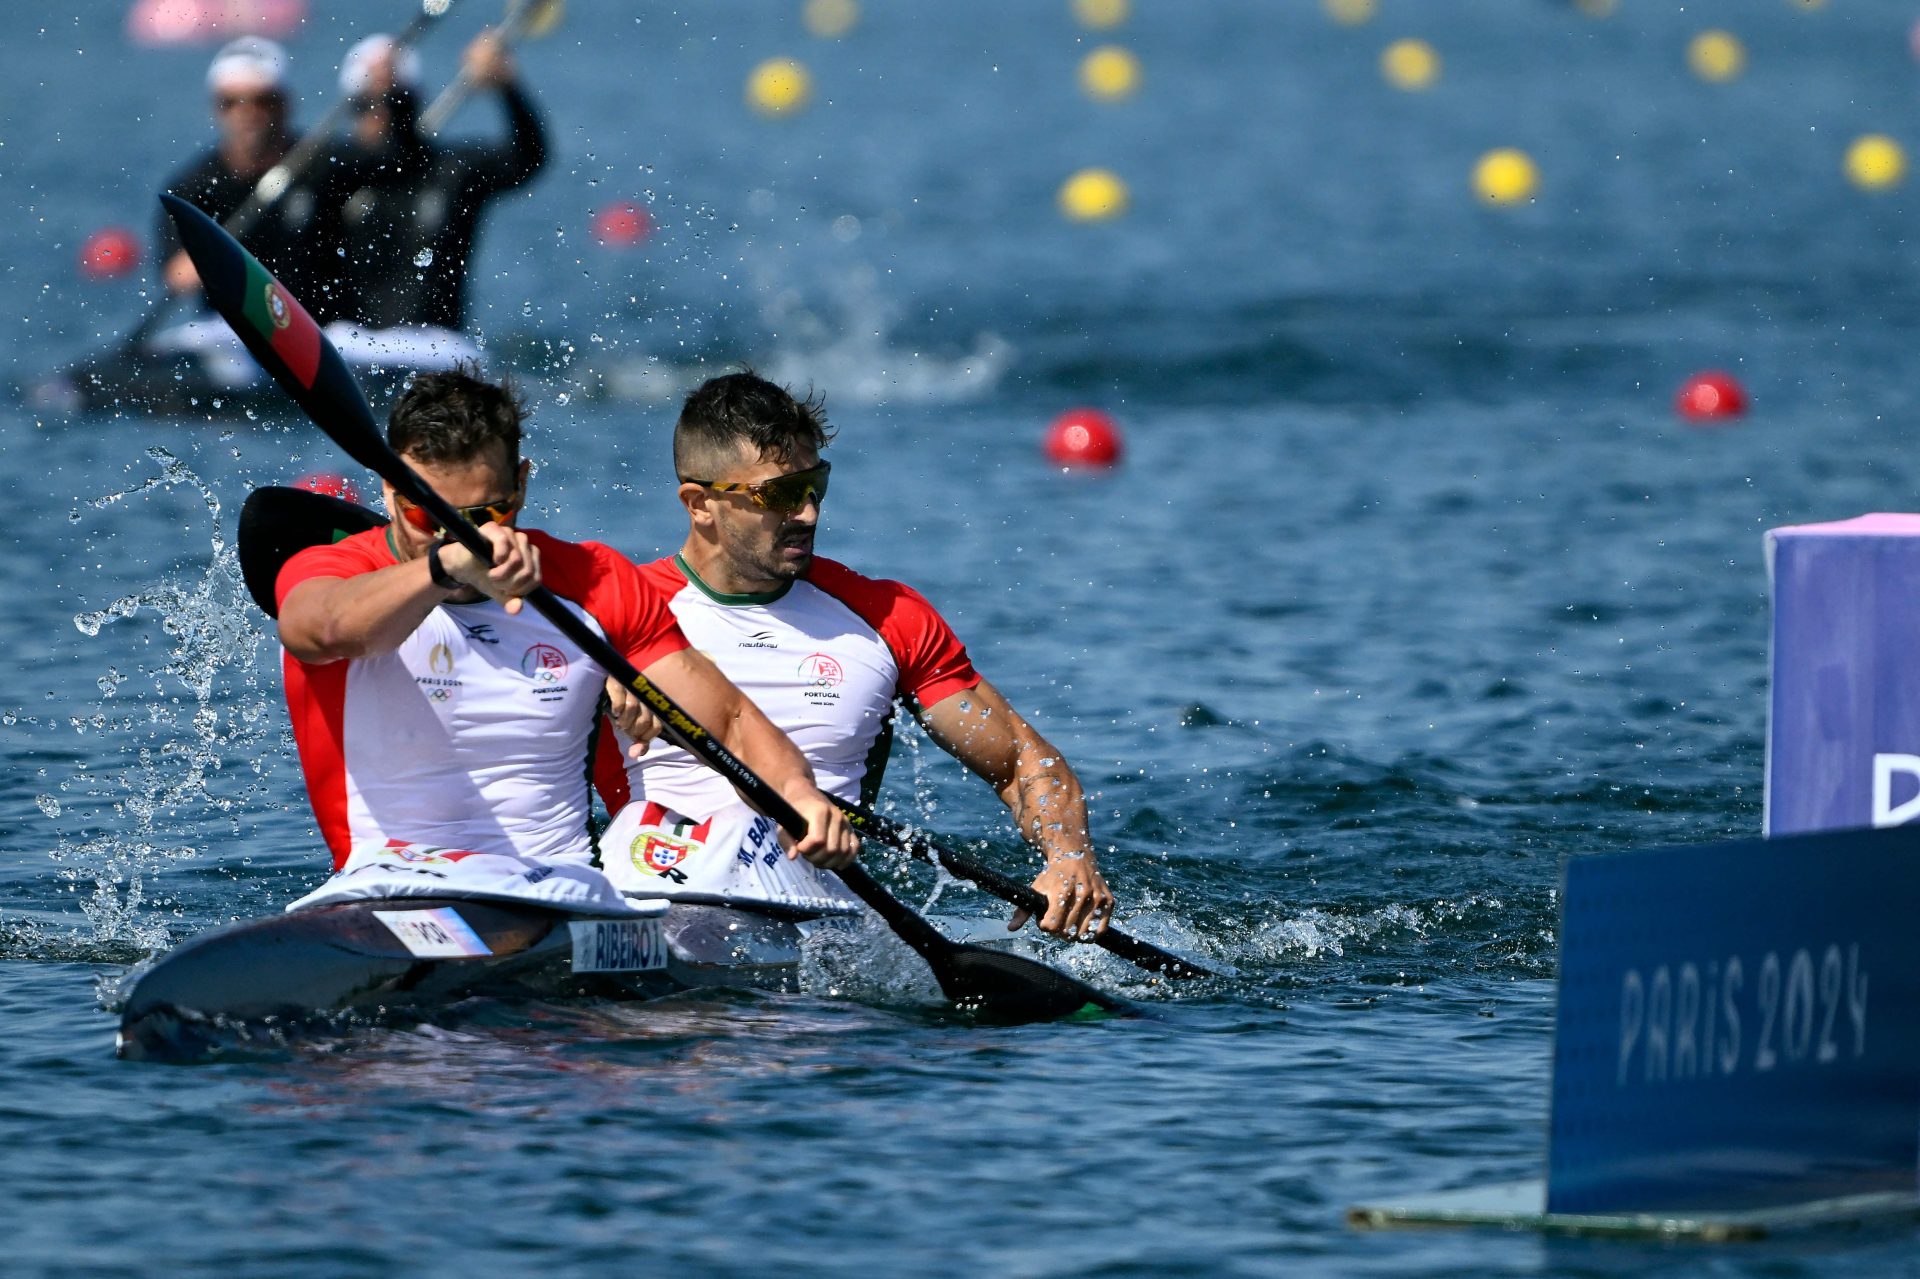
left=412, top=248, right=435, bottom=268
left=35, top=794, right=61, bottom=819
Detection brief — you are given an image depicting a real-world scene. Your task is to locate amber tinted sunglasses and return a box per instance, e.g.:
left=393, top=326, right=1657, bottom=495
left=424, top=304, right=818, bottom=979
left=684, top=461, right=830, bottom=514
left=392, top=484, right=523, bottom=536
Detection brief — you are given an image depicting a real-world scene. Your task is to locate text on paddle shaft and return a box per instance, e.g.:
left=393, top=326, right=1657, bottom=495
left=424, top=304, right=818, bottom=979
left=1617, top=944, right=1868, bottom=1086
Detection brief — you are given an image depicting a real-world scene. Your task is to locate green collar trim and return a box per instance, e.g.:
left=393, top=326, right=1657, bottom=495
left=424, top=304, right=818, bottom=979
left=675, top=553, right=793, bottom=606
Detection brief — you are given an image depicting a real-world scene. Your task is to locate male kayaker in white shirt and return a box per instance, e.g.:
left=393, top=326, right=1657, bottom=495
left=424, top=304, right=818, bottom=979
left=599, top=372, right=1114, bottom=939
left=275, top=366, right=856, bottom=876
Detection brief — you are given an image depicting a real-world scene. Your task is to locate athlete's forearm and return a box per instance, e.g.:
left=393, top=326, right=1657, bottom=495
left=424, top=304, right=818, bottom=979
left=649, top=649, right=820, bottom=806
left=723, top=697, right=820, bottom=808
left=999, top=745, right=1099, bottom=869
left=279, top=560, right=454, bottom=662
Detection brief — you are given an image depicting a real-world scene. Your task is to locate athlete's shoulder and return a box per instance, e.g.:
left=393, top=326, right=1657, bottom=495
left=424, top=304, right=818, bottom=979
left=806, top=557, right=950, bottom=628
left=276, top=525, right=394, bottom=608
left=528, top=531, right=635, bottom=599
left=528, top=534, right=689, bottom=664
left=634, top=554, right=690, bottom=594
left=805, top=557, right=977, bottom=705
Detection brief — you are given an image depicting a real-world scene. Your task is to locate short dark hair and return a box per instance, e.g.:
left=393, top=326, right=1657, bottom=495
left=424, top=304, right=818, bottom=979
left=388, top=363, right=524, bottom=466
left=674, top=371, right=833, bottom=481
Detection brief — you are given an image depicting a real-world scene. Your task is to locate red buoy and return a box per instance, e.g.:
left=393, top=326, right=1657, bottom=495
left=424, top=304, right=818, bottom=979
left=1044, top=408, right=1124, bottom=468
left=295, top=472, right=362, bottom=503
left=79, top=227, right=140, bottom=279
left=1675, top=370, right=1747, bottom=422
left=592, top=202, right=653, bottom=247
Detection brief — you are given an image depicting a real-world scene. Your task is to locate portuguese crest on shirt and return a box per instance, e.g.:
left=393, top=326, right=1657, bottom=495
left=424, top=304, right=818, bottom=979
left=798, top=652, right=844, bottom=702
left=521, top=642, right=572, bottom=703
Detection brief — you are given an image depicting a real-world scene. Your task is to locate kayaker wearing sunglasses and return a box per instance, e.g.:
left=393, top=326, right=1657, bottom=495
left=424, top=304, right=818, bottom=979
left=274, top=365, right=857, bottom=879
left=598, top=372, right=1116, bottom=940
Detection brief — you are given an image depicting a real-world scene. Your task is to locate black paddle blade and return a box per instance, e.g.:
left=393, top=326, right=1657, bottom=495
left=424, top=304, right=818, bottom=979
left=158, top=193, right=390, bottom=475
left=844, top=805, right=1226, bottom=981
left=928, top=943, right=1129, bottom=1023
left=237, top=486, right=386, bottom=618
left=834, top=862, right=1124, bottom=1021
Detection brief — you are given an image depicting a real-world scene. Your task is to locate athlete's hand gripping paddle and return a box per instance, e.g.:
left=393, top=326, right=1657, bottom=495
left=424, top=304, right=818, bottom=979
left=418, top=0, right=565, bottom=135
left=160, top=192, right=1124, bottom=1021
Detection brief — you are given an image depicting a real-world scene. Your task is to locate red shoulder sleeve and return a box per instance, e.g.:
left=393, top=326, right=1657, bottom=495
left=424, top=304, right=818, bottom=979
left=534, top=535, right=690, bottom=672
left=274, top=525, right=395, bottom=610
left=808, top=558, right=980, bottom=708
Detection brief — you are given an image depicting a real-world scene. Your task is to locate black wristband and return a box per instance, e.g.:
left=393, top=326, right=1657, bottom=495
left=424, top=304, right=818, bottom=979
left=427, top=538, right=461, bottom=592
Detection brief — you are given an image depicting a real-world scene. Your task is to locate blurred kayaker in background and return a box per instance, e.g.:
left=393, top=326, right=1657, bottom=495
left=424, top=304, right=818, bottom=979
left=155, top=37, right=354, bottom=322
left=328, top=28, right=548, bottom=333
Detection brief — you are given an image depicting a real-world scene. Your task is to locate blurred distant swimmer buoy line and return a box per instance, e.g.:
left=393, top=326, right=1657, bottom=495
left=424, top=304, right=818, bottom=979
left=748, top=57, right=812, bottom=116
left=1059, top=168, right=1129, bottom=222
left=79, top=227, right=141, bottom=279
left=1473, top=148, right=1538, bottom=206
left=1675, top=371, right=1748, bottom=423
left=1045, top=409, right=1124, bottom=468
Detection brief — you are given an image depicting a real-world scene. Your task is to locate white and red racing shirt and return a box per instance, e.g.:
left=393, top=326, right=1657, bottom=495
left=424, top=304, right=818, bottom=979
left=598, top=555, right=980, bottom=817
left=277, top=526, right=689, bottom=869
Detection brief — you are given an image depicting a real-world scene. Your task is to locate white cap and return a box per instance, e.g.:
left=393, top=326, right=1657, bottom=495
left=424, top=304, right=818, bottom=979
left=206, top=36, right=288, bottom=93
left=339, top=34, right=423, bottom=96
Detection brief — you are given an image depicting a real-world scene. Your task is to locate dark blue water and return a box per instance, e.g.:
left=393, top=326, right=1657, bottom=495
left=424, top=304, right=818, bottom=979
left=7, top=0, right=1920, bottom=1273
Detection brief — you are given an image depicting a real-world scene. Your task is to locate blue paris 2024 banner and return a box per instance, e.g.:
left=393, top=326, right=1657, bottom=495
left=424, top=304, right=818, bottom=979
left=1766, top=514, right=1920, bottom=836
left=1547, top=825, right=1920, bottom=1215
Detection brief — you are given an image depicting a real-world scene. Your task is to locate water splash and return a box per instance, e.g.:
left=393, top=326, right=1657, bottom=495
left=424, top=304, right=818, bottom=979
left=39, top=447, right=282, bottom=952
left=581, top=242, right=1010, bottom=407
left=798, top=911, right=943, bottom=1004
left=748, top=263, right=1010, bottom=407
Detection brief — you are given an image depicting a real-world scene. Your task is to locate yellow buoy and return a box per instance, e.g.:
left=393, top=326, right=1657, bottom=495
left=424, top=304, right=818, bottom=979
left=1845, top=134, right=1906, bottom=191
left=1079, top=46, right=1140, bottom=101
left=1381, top=38, right=1440, bottom=91
left=747, top=57, right=812, bottom=116
left=1323, top=0, right=1375, bottom=24
left=1687, top=30, right=1745, bottom=82
left=1473, top=148, right=1538, bottom=205
left=803, top=0, right=858, bottom=39
left=1059, top=168, right=1129, bottom=222
left=1071, top=0, right=1127, bottom=30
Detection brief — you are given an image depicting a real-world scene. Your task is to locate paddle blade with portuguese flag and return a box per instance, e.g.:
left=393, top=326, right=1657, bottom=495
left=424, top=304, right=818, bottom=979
left=157, top=193, right=387, bottom=474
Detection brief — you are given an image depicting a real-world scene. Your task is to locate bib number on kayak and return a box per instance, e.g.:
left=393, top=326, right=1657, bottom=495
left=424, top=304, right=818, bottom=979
left=569, top=918, right=668, bottom=973
left=373, top=907, right=493, bottom=958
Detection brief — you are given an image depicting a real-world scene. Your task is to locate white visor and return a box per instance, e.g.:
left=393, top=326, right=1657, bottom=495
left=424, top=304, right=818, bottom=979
left=339, top=34, right=423, bottom=96
left=206, top=36, right=288, bottom=93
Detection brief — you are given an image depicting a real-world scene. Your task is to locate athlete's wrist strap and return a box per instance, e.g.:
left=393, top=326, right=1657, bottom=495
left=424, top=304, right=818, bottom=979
left=427, top=538, right=461, bottom=592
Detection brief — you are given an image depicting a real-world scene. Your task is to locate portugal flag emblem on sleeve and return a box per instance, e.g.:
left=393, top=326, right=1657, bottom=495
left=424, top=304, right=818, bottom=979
left=239, top=262, right=322, bottom=389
